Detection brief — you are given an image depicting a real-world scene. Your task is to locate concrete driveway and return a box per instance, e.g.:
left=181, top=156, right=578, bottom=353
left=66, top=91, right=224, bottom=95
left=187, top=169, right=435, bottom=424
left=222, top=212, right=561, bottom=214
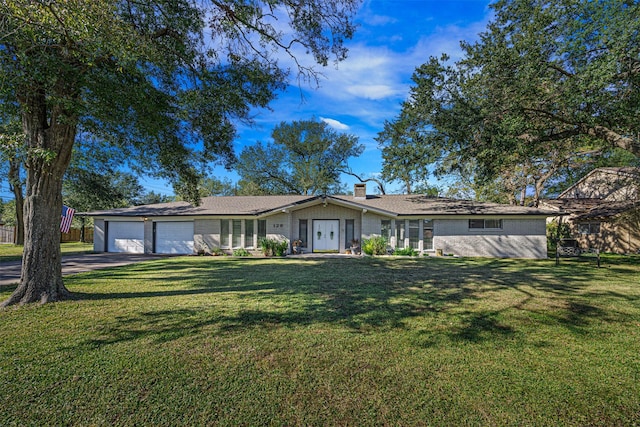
left=0, top=253, right=166, bottom=287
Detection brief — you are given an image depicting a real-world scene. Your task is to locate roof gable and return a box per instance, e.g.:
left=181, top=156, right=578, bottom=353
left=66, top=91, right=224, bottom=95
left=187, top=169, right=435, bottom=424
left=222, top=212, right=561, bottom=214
left=558, top=167, right=640, bottom=200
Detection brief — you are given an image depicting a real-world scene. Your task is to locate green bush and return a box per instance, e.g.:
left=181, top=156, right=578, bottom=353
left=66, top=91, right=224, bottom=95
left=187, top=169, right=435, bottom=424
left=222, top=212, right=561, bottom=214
left=259, top=238, right=288, bottom=257
left=362, top=236, right=388, bottom=255
left=210, top=247, right=225, bottom=256
left=274, top=240, right=288, bottom=257
left=232, top=248, right=252, bottom=257
left=393, top=247, right=418, bottom=256
left=259, top=238, right=274, bottom=256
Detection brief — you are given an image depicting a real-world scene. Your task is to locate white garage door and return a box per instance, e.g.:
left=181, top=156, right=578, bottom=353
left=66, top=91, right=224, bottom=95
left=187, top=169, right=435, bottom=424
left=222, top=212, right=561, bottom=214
left=107, top=221, right=144, bottom=253
left=155, top=221, right=194, bottom=254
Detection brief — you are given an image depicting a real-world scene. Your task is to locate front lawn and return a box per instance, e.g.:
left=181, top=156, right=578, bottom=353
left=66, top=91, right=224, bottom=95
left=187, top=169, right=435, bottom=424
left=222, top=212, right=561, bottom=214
left=0, top=241, right=94, bottom=262
left=1, top=256, right=639, bottom=425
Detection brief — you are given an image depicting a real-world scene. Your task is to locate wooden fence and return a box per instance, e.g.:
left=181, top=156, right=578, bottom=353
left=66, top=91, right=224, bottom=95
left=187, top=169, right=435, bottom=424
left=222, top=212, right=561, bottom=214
left=0, top=226, right=15, bottom=244
left=0, top=226, right=93, bottom=244
left=61, top=228, right=94, bottom=243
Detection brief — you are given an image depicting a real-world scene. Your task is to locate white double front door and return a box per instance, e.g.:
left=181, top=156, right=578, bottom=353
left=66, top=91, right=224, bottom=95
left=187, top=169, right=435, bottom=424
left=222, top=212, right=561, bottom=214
left=313, top=220, right=340, bottom=252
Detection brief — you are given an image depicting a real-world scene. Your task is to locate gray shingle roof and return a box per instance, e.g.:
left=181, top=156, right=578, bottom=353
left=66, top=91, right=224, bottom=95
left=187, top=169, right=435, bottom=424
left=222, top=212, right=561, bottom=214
left=83, top=195, right=316, bottom=217
left=541, top=198, right=639, bottom=220
left=331, top=194, right=555, bottom=216
left=84, top=194, right=555, bottom=217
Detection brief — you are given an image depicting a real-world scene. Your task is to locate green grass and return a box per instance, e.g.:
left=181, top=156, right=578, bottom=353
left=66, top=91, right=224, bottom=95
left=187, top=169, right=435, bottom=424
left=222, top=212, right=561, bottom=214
left=1, top=256, right=639, bottom=425
left=0, top=241, right=94, bottom=262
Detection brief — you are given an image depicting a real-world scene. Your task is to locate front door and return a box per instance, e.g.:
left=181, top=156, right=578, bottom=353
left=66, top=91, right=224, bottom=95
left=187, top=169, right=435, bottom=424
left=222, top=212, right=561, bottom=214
left=313, top=220, right=340, bottom=252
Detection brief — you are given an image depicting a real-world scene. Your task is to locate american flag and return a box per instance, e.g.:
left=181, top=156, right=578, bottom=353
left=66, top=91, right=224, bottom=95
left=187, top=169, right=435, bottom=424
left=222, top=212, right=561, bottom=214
left=60, top=205, right=75, bottom=233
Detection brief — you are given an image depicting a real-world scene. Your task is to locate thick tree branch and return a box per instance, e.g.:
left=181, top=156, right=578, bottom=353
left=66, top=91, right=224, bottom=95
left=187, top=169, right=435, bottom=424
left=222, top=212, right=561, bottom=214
left=338, top=167, right=386, bottom=195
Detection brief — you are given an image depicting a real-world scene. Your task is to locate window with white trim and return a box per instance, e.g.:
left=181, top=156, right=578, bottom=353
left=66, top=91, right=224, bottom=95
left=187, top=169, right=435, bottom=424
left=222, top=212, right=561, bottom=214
left=409, top=220, right=420, bottom=249
left=395, top=220, right=405, bottom=248
left=299, top=219, right=308, bottom=247
left=245, top=220, right=254, bottom=248
left=257, top=219, right=267, bottom=240
left=423, top=220, right=434, bottom=250
left=381, top=220, right=392, bottom=241
left=578, top=222, right=600, bottom=235
left=232, top=220, right=242, bottom=248
left=469, top=219, right=503, bottom=229
left=345, top=219, right=355, bottom=247
left=220, top=220, right=230, bottom=247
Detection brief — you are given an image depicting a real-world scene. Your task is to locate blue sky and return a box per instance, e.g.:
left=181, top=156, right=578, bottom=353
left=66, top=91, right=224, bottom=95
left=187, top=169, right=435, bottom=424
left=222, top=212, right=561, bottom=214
left=200, top=0, right=494, bottom=196
left=0, top=0, right=493, bottom=203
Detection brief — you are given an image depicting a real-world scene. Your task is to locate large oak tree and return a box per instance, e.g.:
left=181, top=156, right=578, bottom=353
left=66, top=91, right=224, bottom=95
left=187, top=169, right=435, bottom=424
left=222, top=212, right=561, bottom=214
left=0, top=0, right=360, bottom=306
left=379, top=0, right=640, bottom=204
left=236, top=119, right=363, bottom=195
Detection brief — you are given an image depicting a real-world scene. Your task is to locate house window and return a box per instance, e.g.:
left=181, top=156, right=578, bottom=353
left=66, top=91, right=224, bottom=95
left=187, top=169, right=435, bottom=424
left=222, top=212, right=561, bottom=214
left=409, top=220, right=420, bottom=249
left=381, top=220, right=392, bottom=242
left=469, top=219, right=503, bottom=229
left=258, top=219, right=267, bottom=240
left=232, top=220, right=242, bottom=248
left=299, top=219, right=308, bottom=247
left=578, top=222, right=601, bottom=235
left=345, top=219, right=355, bottom=247
left=423, top=220, right=434, bottom=251
left=395, top=220, right=405, bottom=248
left=245, top=220, right=254, bottom=248
left=220, top=220, right=230, bottom=247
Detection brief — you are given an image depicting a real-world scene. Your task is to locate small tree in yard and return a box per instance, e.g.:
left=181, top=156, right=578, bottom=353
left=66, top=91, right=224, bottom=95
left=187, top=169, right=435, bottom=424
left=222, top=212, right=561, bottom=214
left=0, top=0, right=360, bottom=306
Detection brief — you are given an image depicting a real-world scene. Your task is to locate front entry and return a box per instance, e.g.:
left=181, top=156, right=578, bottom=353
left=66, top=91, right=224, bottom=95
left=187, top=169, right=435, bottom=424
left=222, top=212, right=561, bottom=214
left=313, top=220, right=340, bottom=253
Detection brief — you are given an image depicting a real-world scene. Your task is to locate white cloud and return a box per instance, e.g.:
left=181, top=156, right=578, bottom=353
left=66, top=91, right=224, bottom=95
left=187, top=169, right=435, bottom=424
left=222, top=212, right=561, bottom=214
left=320, top=117, right=350, bottom=130
left=346, top=84, right=398, bottom=100
left=366, top=14, right=398, bottom=26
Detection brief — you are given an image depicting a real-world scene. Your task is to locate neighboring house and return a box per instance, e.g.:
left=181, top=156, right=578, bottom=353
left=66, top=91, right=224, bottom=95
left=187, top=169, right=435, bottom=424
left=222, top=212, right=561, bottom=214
left=85, top=184, right=555, bottom=258
left=541, top=167, right=640, bottom=254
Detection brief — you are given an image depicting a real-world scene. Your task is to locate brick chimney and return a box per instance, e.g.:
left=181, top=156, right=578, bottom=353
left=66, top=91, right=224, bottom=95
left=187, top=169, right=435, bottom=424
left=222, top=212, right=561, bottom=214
left=354, top=183, right=366, bottom=199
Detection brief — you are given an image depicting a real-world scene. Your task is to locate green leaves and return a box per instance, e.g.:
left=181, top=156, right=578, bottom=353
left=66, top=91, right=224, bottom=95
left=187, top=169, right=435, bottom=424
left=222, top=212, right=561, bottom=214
left=237, top=119, right=363, bottom=195
left=380, top=0, right=639, bottom=203
left=1, top=0, right=361, bottom=202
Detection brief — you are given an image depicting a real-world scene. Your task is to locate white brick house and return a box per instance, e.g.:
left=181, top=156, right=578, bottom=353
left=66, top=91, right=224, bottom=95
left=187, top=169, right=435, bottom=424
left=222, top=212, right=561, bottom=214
left=86, top=184, right=554, bottom=258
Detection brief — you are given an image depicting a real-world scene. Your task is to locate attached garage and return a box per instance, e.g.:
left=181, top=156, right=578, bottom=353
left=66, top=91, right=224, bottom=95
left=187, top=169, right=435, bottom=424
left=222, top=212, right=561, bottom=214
left=155, top=221, right=194, bottom=254
left=107, top=221, right=144, bottom=253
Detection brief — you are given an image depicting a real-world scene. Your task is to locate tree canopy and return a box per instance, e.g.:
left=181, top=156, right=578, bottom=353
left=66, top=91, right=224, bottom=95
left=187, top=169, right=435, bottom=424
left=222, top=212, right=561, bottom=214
left=0, top=0, right=360, bottom=306
left=379, top=0, right=640, bottom=203
left=236, top=119, right=363, bottom=195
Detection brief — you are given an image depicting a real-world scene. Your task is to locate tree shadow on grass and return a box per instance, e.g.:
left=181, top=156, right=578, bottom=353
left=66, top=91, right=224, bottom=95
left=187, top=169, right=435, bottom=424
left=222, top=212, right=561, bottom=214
left=70, top=257, right=638, bottom=350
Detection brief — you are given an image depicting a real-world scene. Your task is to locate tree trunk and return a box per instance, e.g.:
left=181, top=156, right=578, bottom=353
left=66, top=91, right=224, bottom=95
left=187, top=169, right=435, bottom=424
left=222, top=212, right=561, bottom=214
left=1, top=89, right=76, bottom=307
left=404, top=178, right=412, bottom=194
left=8, top=157, right=25, bottom=245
